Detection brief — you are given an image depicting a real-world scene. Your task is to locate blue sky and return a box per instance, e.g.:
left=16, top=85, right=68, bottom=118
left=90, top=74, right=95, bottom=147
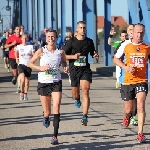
left=0, top=0, right=128, bottom=31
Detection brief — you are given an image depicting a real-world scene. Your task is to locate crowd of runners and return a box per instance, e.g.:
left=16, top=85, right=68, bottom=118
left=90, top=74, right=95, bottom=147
left=0, top=21, right=149, bottom=145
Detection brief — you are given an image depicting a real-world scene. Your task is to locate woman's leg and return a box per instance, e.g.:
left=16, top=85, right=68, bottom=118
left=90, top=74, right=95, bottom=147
left=51, top=91, right=62, bottom=144
left=40, top=95, right=51, bottom=128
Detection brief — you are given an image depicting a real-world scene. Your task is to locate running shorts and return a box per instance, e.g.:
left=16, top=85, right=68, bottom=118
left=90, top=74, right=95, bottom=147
left=120, top=82, right=148, bottom=100
left=37, top=80, right=62, bottom=96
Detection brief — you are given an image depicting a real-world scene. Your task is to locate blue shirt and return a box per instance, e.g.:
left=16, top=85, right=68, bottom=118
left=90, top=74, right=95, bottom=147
left=27, top=36, right=34, bottom=45
left=56, top=37, right=62, bottom=49
left=38, top=34, right=46, bottom=47
left=1, top=35, right=5, bottom=40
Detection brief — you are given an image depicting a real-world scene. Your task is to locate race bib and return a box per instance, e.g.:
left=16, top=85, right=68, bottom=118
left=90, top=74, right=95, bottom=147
left=45, top=68, right=59, bottom=78
left=74, top=56, right=86, bottom=66
left=130, top=56, right=144, bottom=67
left=136, top=86, right=147, bottom=92
left=5, top=48, right=9, bottom=51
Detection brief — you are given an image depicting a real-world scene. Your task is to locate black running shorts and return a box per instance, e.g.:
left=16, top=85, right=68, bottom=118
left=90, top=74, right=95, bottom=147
left=37, top=80, right=62, bottom=96
left=70, top=68, right=92, bottom=87
left=120, top=82, right=148, bottom=101
left=18, top=64, right=32, bottom=77
left=3, top=51, right=9, bottom=58
left=9, top=58, right=17, bottom=69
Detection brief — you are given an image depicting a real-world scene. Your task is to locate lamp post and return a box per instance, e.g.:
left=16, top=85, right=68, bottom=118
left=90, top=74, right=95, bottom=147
left=6, top=0, right=11, bottom=28
left=0, top=13, right=3, bottom=34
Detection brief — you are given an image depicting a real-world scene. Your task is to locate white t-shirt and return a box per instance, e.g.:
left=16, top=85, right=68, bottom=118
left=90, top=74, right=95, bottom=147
left=16, top=44, right=34, bottom=66
left=114, top=40, right=131, bottom=82
left=115, top=39, right=131, bottom=58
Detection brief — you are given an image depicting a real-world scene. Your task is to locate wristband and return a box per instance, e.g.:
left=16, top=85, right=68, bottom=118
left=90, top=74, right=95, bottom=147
left=109, top=35, right=113, bottom=38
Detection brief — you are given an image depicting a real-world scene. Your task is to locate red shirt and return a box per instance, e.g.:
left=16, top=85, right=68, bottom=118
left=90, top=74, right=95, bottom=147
left=6, top=34, right=22, bottom=59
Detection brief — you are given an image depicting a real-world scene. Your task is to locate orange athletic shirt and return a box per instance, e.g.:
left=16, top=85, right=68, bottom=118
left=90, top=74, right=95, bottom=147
left=123, top=43, right=150, bottom=84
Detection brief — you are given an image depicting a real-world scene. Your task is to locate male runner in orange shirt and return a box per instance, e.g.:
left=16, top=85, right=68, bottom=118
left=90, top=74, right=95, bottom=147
left=113, top=23, right=150, bottom=143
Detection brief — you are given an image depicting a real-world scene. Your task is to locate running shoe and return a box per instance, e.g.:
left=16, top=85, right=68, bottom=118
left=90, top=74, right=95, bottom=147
left=122, top=116, right=130, bottom=127
left=137, top=133, right=146, bottom=143
left=16, top=87, right=21, bottom=93
left=130, top=116, right=138, bottom=126
left=12, top=76, right=17, bottom=85
left=43, top=117, right=50, bottom=128
left=51, top=136, right=59, bottom=145
left=81, top=115, right=88, bottom=126
left=5, top=64, right=7, bottom=69
left=74, top=100, right=81, bottom=108
left=24, top=94, right=28, bottom=100
left=20, top=93, right=24, bottom=101
left=7, top=69, right=10, bottom=72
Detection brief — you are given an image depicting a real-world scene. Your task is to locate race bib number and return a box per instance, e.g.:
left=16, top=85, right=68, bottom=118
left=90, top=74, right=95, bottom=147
left=136, top=86, right=147, bottom=92
left=45, top=68, right=59, bottom=78
left=130, top=56, right=144, bottom=67
left=74, top=56, right=86, bottom=66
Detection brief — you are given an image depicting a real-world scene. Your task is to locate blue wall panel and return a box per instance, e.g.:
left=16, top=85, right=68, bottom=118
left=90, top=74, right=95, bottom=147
left=104, top=0, right=111, bottom=66
left=21, top=0, right=27, bottom=30
left=32, top=0, right=36, bottom=40
left=82, top=0, right=96, bottom=63
left=139, top=0, right=150, bottom=41
left=51, top=0, right=57, bottom=30
left=45, top=0, right=52, bottom=29
left=72, top=0, right=77, bottom=32
left=34, top=0, right=38, bottom=37
left=27, top=0, right=32, bottom=35
left=61, top=0, right=66, bottom=42
left=37, top=0, right=44, bottom=36
left=128, top=0, right=139, bottom=24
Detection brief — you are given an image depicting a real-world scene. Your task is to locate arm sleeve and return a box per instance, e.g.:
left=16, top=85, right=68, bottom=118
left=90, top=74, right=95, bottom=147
left=62, top=39, right=72, bottom=55
left=90, top=39, right=96, bottom=56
